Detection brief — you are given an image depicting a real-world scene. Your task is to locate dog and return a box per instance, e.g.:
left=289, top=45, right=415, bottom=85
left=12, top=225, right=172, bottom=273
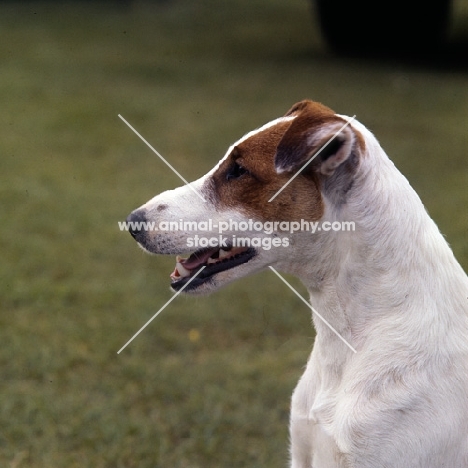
left=126, top=100, right=468, bottom=467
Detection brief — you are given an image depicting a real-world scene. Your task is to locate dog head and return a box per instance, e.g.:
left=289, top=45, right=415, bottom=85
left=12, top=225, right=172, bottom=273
left=126, top=100, right=365, bottom=294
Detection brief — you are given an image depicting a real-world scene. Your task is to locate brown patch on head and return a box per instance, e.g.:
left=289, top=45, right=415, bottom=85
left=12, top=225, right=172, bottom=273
left=209, top=99, right=365, bottom=222
left=210, top=117, right=324, bottom=223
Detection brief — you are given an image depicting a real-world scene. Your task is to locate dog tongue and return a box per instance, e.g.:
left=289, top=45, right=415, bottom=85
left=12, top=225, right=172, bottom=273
left=181, top=247, right=219, bottom=270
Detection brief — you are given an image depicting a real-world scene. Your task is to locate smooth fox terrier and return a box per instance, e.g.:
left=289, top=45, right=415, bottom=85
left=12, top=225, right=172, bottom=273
left=126, top=100, right=468, bottom=468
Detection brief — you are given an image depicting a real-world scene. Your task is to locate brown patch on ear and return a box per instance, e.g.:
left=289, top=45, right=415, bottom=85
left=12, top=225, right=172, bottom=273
left=354, top=128, right=366, bottom=154
left=211, top=119, right=324, bottom=223
left=284, top=99, right=335, bottom=118
left=276, top=101, right=344, bottom=173
left=276, top=100, right=366, bottom=175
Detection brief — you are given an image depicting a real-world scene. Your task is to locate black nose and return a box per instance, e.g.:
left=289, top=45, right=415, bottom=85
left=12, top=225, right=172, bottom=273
left=126, top=209, right=146, bottom=240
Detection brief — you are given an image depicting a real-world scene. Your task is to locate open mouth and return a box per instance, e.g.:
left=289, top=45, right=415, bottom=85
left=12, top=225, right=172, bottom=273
left=170, top=244, right=256, bottom=291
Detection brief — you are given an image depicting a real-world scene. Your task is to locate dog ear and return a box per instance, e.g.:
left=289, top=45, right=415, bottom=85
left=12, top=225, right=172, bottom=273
left=275, top=102, right=359, bottom=177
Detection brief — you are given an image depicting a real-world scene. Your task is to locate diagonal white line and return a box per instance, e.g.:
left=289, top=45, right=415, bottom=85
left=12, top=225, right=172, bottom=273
left=268, top=115, right=356, bottom=202
left=268, top=266, right=357, bottom=353
left=117, top=266, right=206, bottom=354
left=118, top=114, right=206, bottom=202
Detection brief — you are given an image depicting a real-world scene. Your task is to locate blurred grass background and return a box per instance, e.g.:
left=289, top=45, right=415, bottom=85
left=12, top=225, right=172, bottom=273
left=0, top=1, right=467, bottom=467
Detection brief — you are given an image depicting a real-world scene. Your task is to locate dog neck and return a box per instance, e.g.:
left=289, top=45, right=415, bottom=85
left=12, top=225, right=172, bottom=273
left=278, top=131, right=467, bottom=359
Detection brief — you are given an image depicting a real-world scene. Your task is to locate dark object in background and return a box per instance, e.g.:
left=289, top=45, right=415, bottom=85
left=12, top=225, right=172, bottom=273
left=314, top=0, right=452, bottom=56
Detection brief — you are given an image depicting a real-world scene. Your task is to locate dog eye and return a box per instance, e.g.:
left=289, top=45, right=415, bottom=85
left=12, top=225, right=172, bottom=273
left=226, top=162, right=249, bottom=181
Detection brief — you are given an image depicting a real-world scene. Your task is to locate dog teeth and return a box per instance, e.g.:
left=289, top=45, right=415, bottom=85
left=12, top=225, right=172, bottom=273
left=218, top=249, right=229, bottom=259
left=207, top=258, right=217, bottom=264
left=176, top=262, right=191, bottom=278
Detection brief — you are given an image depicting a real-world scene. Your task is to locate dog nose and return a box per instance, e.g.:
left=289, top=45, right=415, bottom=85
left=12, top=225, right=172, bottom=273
left=126, top=209, right=146, bottom=240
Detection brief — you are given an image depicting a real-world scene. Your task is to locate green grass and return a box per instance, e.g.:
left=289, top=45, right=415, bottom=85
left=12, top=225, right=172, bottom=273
left=1, top=1, right=467, bottom=467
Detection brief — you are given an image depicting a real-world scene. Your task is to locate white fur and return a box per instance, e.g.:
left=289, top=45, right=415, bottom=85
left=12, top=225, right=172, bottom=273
left=128, top=112, right=468, bottom=467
